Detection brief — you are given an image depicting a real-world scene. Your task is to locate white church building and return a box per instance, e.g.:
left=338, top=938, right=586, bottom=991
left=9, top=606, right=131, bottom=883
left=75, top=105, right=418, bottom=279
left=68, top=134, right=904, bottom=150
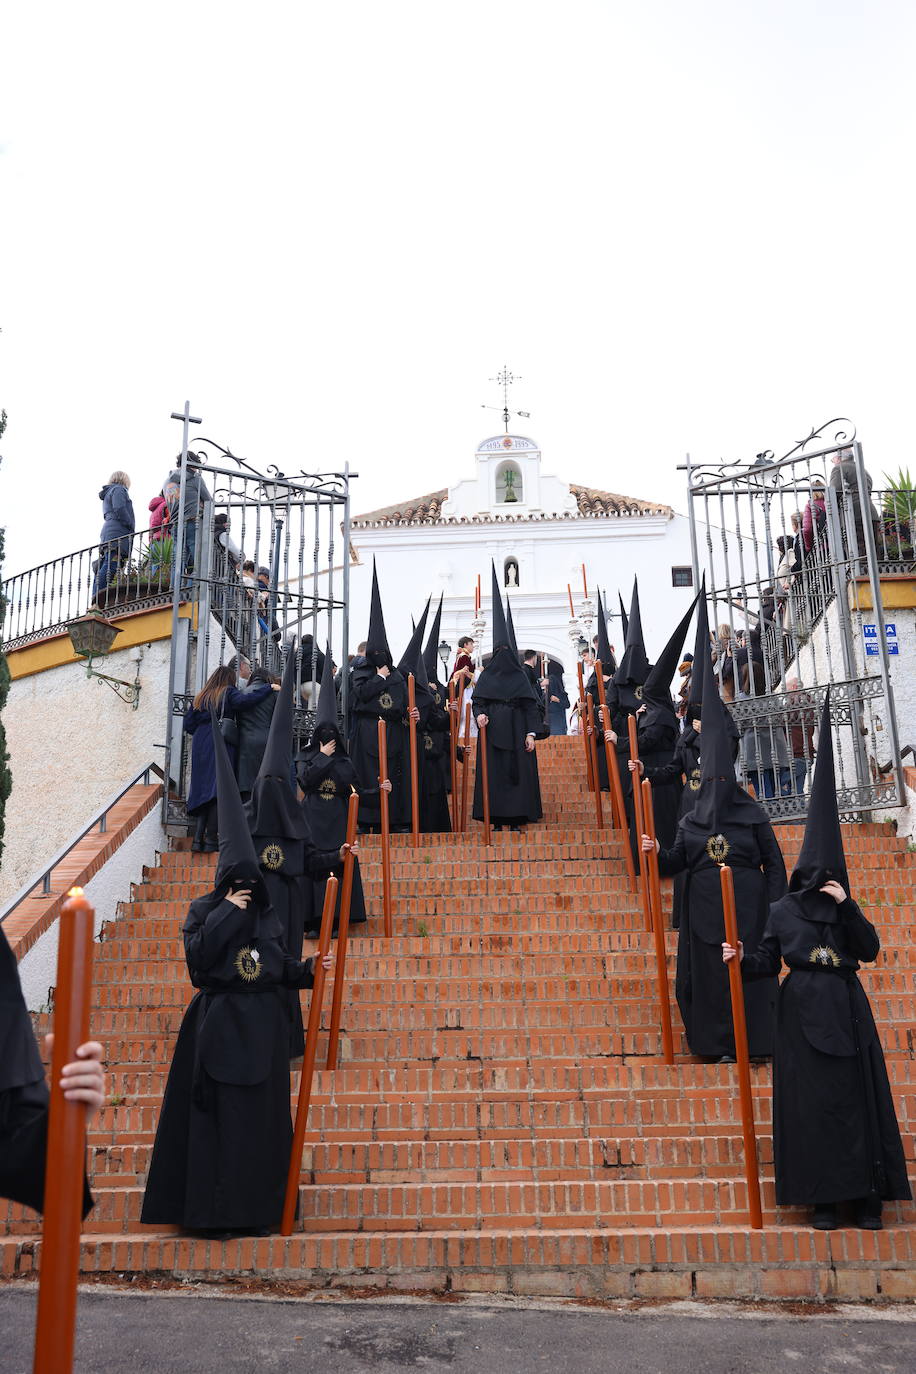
left=346, top=432, right=698, bottom=683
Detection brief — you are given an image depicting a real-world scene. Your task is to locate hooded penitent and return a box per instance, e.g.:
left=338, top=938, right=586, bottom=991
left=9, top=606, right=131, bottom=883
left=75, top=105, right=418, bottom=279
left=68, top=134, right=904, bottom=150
left=366, top=558, right=395, bottom=671
left=618, top=592, right=629, bottom=643
left=787, top=690, right=849, bottom=922
left=423, top=594, right=446, bottom=693
left=398, top=598, right=435, bottom=718
left=244, top=644, right=309, bottom=840
left=310, top=641, right=345, bottom=750
left=473, top=563, right=537, bottom=704
left=642, top=593, right=700, bottom=710
left=686, top=578, right=709, bottom=715
left=593, top=590, right=615, bottom=674
left=211, top=705, right=270, bottom=908
left=505, top=597, right=519, bottom=657
left=686, top=636, right=764, bottom=834
left=613, top=578, right=650, bottom=709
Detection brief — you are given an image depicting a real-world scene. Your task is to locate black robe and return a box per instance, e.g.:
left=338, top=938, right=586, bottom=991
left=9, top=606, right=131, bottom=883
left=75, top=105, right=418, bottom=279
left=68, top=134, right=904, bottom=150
left=645, top=724, right=702, bottom=928
left=0, top=926, right=92, bottom=1216
left=297, top=748, right=369, bottom=931
left=348, top=667, right=410, bottom=830
left=658, top=818, right=786, bottom=1057
left=743, top=894, right=911, bottom=1206
left=419, top=689, right=452, bottom=833
left=470, top=692, right=543, bottom=826
left=140, top=891, right=318, bottom=1232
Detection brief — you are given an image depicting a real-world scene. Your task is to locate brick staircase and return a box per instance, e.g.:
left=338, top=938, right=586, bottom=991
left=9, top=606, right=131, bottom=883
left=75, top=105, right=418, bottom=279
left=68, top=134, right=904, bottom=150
left=3, top=738, right=915, bottom=1300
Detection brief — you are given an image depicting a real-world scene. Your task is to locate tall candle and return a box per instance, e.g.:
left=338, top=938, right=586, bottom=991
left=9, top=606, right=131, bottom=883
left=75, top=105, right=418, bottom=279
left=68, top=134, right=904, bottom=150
left=582, top=563, right=588, bottom=597
left=567, top=584, right=575, bottom=617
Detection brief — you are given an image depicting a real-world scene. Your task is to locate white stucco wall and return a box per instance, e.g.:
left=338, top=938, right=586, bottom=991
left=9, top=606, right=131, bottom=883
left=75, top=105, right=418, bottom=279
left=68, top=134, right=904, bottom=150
left=15, top=804, right=165, bottom=1012
left=0, top=638, right=171, bottom=906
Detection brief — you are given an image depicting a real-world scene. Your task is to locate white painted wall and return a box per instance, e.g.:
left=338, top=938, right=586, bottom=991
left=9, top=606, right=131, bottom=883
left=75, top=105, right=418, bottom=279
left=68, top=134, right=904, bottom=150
left=0, top=638, right=170, bottom=906
left=15, top=805, right=165, bottom=1011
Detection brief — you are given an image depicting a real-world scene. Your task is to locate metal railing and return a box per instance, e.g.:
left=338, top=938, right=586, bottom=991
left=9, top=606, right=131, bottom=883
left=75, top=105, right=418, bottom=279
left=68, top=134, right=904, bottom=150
left=2, top=528, right=174, bottom=650
left=0, top=763, right=164, bottom=924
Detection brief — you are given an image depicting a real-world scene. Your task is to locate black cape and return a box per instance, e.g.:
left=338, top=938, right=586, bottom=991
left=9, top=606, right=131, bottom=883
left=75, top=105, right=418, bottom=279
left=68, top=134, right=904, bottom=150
left=297, top=736, right=369, bottom=930
left=659, top=817, right=786, bottom=1057
left=348, top=665, right=410, bottom=830
left=140, top=888, right=318, bottom=1231
left=743, top=894, right=911, bottom=1206
left=471, top=650, right=543, bottom=826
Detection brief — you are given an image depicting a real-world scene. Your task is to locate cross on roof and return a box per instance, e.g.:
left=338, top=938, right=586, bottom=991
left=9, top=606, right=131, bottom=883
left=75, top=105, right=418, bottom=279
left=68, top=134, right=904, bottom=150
left=481, top=365, right=531, bottom=433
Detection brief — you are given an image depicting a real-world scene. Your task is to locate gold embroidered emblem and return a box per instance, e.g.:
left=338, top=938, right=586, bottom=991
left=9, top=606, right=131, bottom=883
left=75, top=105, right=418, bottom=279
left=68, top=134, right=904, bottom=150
left=234, top=946, right=262, bottom=982
left=433, top=691, right=442, bottom=705
left=379, top=691, right=393, bottom=711
left=260, top=842, right=285, bottom=871
left=706, top=833, right=730, bottom=864
left=318, top=778, right=337, bottom=802
left=423, top=733, right=433, bottom=751
left=634, top=685, right=643, bottom=700
left=809, top=945, right=841, bottom=968
left=688, top=768, right=701, bottom=792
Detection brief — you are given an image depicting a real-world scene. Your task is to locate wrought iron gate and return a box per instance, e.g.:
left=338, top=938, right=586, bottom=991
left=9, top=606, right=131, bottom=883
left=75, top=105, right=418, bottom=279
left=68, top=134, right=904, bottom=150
left=162, top=436, right=353, bottom=826
left=685, top=420, right=903, bottom=821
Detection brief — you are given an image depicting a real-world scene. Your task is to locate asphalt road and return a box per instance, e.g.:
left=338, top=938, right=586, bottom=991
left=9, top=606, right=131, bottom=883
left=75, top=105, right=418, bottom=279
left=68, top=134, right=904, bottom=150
left=2, top=1288, right=915, bottom=1373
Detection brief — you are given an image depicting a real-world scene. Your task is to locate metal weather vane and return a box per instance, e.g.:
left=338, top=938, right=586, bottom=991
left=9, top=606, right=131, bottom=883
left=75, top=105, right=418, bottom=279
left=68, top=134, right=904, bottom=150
left=481, top=365, right=531, bottom=433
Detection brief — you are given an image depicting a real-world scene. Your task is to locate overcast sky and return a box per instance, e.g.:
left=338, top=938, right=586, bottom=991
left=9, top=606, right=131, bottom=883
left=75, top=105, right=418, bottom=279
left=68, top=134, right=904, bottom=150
left=2, top=0, right=914, bottom=579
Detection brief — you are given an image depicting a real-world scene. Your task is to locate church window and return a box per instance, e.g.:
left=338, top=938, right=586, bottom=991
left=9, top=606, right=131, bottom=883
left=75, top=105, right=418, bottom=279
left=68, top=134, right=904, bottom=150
left=671, top=566, right=694, bottom=588
left=504, top=557, right=520, bottom=588
left=495, top=461, right=523, bottom=504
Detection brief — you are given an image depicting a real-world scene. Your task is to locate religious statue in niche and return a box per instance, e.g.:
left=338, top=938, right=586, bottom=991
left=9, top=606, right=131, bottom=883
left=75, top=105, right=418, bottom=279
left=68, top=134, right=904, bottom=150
left=505, top=559, right=519, bottom=588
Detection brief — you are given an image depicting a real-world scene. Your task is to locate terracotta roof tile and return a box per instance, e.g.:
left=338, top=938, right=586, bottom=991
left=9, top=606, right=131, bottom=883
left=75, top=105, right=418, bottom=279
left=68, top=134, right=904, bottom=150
left=351, top=483, right=671, bottom=526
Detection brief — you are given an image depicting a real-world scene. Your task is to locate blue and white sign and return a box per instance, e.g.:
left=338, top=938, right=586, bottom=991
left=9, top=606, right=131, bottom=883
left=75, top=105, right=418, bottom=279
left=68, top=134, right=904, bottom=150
left=863, top=623, right=898, bottom=656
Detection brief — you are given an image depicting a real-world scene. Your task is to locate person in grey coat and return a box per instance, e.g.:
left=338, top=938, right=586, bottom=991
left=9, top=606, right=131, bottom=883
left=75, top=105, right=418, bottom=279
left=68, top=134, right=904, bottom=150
left=227, top=667, right=280, bottom=797
left=91, top=470, right=135, bottom=601
left=738, top=659, right=791, bottom=800
left=829, top=448, right=879, bottom=566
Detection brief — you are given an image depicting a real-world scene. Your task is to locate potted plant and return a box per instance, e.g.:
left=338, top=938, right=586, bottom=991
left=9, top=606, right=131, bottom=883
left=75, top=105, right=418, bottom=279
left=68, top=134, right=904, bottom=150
left=880, top=469, right=916, bottom=563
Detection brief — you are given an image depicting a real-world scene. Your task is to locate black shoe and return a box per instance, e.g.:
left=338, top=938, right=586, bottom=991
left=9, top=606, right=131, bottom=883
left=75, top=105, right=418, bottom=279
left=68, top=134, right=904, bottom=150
left=812, top=1204, right=838, bottom=1230
left=856, top=1197, right=883, bottom=1230
left=190, top=840, right=204, bottom=853
left=717, top=1055, right=736, bottom=1065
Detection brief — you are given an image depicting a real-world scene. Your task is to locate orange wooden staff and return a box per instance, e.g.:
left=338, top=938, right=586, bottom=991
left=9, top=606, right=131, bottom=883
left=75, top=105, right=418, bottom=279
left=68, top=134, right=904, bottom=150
left=281, top=874, right=339, bottom=1235
left=628, top=715, right=652, bottom=933
left=407, top=673, right=420, bottom=847
left=720, top=864, right=763, bottom=1229
left=576, top=661, right=595, bottom=792
left=325, top=792, right=360, bottom=1070
left=33, top=887, right=96, bottom=1374
left=478, top=720, right=492, bottom=845
left=460, top=701, right=472, bottom=832
left=593, top=665, right=636, bottom=892
left=447, top=679, right=459, bottom=829
left=377, top=719, right=392, bottom=937
left=641, top=780, right=675, bottom=1066
left=585, top=695, right=604, bottom=828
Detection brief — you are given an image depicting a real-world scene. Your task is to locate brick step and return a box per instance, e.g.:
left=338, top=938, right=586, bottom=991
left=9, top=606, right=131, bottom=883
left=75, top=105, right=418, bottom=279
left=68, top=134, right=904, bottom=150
left=6, top=1177, right=916, bottom=1238
left=87, top=950, right=916, bottom=990
left=27, top=1131, right=916, bottom=1195
left=4, top=1224, right=916, bottom=1299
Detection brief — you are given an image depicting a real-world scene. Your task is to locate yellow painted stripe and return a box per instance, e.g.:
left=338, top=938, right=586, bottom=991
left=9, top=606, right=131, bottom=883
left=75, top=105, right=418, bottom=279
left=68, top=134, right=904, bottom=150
left=8, top=603, right=195, bottom=680
left=847, top=577, right=916, bottom=612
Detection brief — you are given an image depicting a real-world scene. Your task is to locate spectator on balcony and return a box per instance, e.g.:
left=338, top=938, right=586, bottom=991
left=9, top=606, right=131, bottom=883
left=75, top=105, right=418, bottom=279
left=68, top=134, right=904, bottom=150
left=738, top=661, right=791, bottom=800
left=785, top=677, right=817, bottom=797
left=147, top=492, right=170, bottom=580
left=830, top=447, right=879, bottom=568
left=802, top=480, right=827, bottom=559
left=91, top=471, right=135, bottom=604
left=164, top=454, right=207, bottom=592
